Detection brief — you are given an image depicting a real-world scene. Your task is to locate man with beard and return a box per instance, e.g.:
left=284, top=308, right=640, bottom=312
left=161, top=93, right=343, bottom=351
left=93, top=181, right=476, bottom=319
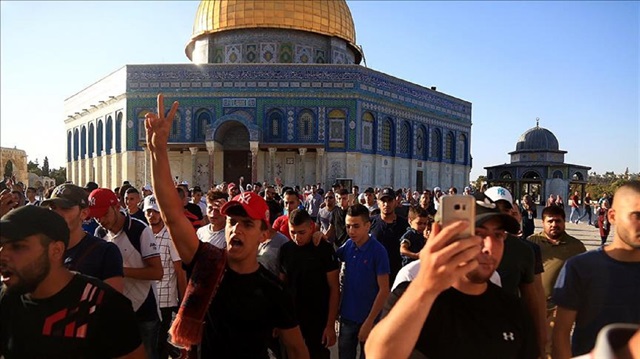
left=365, top=192, right=537, bottom=359
left=0, top=206, right=144, bottom=358
left=41, top=184, right=124, bottom=293
left=552, top=181, right=640, bottom=358
left=526, top=206, right=586, bottom=300
left=145, top=94, right=309, bottom=359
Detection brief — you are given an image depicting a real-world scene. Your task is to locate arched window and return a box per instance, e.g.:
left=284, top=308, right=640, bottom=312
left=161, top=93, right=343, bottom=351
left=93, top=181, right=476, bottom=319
left=73, top=128, right=80, bottom=161
left=170, top=111, right=181, bottom=141
left=115, top=112, right=123, bottom=153
left=444, top=132, right=454, bottom=161
left=138, top=110, right=150, bottom=141
left=97, top=120, right=104, bottom=156
left=298, top=110, right=314, bottom=141
left=88, top=123, right=95, bottom=158
left=195, top=109, right=212, bottom=141
left=328, top=109, right=346, bottom=145
left=380, top=118, right=393, bottom=152
left=416, top=125, right=426, bottom=159
left=362, top=112, right=374, bottom=150
left=500, top=171, right=513, bottom=180
left=398, top=121, right=410, bottom=155
left=524, top=171, right=542, bottom=180
left=80, top=126, right=87, bottom=159
left=552, top=170, right=563, bottom=179
left=267, top=109, right=284, bottom=139
left=105, top=116, right=113, bottom=155
left=430, top=129, right=442, bottom=159
left=572, top=172, right=584, bottom=181
left=456, top=134, right=467, bottom=163
left=67, top=131, right=72, bottom=162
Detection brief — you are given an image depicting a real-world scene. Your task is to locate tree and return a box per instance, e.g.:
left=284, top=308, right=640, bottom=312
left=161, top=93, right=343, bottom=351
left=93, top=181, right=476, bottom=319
left=49, top=167, right=67, bottom=185
left=472, top=175, right=487, bottom=191
left=27, top=160, right=42, bottom=176
left=42, top=157, right=50, bottom=177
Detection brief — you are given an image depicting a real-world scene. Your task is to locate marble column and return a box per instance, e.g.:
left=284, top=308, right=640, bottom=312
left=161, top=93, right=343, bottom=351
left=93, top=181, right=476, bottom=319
left=250, top=141, right=259, bottom=184
left=268, top=148, right=277, bottom=184
left=298, top=148, right=307, bottom=186
left=205, top=141, right=216, bottom=188
left=95, top=152, right=103, bottom=187
left=316, top=148, right=325, bottom=187
left=189, top=147, right=198, bottom=186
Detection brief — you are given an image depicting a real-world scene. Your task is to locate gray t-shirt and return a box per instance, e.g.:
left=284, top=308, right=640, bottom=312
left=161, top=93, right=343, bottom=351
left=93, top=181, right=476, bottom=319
left=257, top=232, right=290, bottom=276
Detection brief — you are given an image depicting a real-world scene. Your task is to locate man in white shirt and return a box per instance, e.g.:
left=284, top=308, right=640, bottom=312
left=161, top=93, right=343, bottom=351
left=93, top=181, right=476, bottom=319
left=196, top=190, right=228, bottom=249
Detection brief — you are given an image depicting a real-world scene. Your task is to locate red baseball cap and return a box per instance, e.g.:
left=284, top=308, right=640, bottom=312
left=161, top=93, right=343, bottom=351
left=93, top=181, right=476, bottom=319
left=88, top=188, right=119, bottom=218
left=221, top=192, right=270, bottom=226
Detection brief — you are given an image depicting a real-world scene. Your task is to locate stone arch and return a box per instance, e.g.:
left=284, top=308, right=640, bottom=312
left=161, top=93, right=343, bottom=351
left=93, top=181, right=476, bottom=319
left=73, top=128, right=80, bottom=161
left=523, top=170, right=541, bottom=180
left=3, top=160, right=13, bottom=178
left=212, top=113, right=260, bottom=142
left=115, top=112, right=123, bottom=153
left=105, top=115, right=113, bottom=154
left=552, top=170, right=564, bottom=179
left=571, top=171, right=584, bottom=181
left=500, top=171, right=513, bottom=180
left=88, top=123, right=95, bottom=158
left=81, top=125, right=87, bottom=159
left=213, top=119, right=252, bottom=183
left=194, top=108, right=213, bottom=141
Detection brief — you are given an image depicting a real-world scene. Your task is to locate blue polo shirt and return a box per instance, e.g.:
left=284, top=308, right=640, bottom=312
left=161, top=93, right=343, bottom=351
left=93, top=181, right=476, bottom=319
left=336, top=235, right=390, bottom=324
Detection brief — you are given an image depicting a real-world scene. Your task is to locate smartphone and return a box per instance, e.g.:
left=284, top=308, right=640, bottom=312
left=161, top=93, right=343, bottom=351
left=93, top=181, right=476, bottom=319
left=439, top=195, right=475, bottom=240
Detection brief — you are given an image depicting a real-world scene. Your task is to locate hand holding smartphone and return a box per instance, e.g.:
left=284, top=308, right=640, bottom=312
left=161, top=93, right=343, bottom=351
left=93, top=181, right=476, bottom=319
left=439, top=195, right=475, bottom=240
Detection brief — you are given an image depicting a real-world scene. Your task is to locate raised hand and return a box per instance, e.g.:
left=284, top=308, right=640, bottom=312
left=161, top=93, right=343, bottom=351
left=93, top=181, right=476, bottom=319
left=415, top=221, right=482, bottom=295
left=145, top=93, right=179, bottom=152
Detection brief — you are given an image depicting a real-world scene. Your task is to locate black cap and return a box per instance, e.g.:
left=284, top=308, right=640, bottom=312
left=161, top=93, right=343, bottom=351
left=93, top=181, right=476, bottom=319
left=364, top=187, right=375, bottom=194
left=377, top=187, right=395, bottom=200
left=84, top=181, right=99, bottom=193
left=0, top=206, right=70, bottom=247
left=41, top=184, right=89, bottom=209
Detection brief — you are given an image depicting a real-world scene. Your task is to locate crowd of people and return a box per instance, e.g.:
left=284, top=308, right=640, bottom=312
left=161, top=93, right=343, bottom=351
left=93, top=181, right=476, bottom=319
left=1, top=94, right=638, bottom=359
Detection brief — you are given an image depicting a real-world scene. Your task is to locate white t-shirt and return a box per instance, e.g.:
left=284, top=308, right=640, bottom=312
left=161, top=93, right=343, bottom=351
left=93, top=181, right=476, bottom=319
left=392, top=260, right=502, bottom=291
left=196, top=224, right=226, bottom=249
left=103, top=216, right=160, bottom=312
left=155, top=226, right=181, bottom=309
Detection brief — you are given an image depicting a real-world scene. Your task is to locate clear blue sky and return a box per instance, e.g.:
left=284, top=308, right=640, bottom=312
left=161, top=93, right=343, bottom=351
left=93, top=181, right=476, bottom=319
left=1, top=1, right=638, bottom=182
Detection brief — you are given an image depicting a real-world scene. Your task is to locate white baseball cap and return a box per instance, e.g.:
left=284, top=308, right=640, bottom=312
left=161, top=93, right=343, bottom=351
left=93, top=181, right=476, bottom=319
left=143, top=195, right=160, bottom=212
left=484, top=186, right=514, bottom=204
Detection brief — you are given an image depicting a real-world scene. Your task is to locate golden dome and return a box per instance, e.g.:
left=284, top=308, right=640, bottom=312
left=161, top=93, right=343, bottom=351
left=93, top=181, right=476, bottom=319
left=187, top=0, right=358, bottom=58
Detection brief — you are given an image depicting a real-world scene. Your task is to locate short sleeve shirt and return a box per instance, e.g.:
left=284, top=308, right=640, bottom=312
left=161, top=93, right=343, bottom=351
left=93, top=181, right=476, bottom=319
left=497, top=234, right=535, bottom=297
left=155, top=226, right=181, bottom=309
left=336, top=237, right=390, bottom=324
left=552, top=248, right=640, bottom=356
left=64, top=233, right=124, bottom=281
left=0, top=274, right=141, bottom=358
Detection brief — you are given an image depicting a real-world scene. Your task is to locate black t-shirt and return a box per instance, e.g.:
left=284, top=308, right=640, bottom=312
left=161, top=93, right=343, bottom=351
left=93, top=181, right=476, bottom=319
left=383, top=282, right=538, bottom=359
left=278, top=240, right=339, bottom=334
left=0, top=274, right=141, bottom=359
left=497, top=234, right=535, bottom=297
left=369, top=214, right=409, bottom=283
left=331, top=207, right=349, bottom=246
left=188, top=243, right=298, bottom=359
left=64, top=233, right=124, bottom=281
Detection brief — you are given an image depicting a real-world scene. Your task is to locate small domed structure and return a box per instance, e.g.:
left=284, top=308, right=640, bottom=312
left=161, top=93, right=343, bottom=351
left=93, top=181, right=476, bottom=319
left=485, top=119, right=590, bottom=209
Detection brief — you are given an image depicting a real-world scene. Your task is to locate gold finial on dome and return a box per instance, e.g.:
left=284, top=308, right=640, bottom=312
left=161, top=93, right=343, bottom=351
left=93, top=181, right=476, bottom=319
left=186, top=0, right=360, bottom=61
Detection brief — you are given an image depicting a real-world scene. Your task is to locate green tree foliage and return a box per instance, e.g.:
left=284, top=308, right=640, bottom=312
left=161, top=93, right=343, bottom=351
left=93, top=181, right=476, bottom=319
left=49, top=167, right=67, bottom=185
left=27, top=160, right=42, bottom=176
left=42, top=157, right=50, bottom=177
left=584, top=171, right=639, bottom=196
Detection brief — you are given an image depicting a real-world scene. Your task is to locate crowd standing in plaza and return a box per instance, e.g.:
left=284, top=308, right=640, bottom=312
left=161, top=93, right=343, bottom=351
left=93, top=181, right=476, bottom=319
left=1, top=94, right=638, bottom=359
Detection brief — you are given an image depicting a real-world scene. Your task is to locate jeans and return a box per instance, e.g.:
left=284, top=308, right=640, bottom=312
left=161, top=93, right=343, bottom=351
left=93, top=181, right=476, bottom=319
left=339, top=318, right=366, bottom=359
left=139, top=319, right=160, bottom=359
left=579, top=206, right=592, bottom=224
left=569, top=207, right=581, bottom=223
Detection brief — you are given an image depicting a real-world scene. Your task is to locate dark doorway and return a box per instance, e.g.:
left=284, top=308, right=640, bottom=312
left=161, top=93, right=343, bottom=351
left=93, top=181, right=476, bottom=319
left=416, top=171, right=424, bottom=192
left=215, top=120, right=251, bottom=185
left=224, top=150, right=251, bottom=184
